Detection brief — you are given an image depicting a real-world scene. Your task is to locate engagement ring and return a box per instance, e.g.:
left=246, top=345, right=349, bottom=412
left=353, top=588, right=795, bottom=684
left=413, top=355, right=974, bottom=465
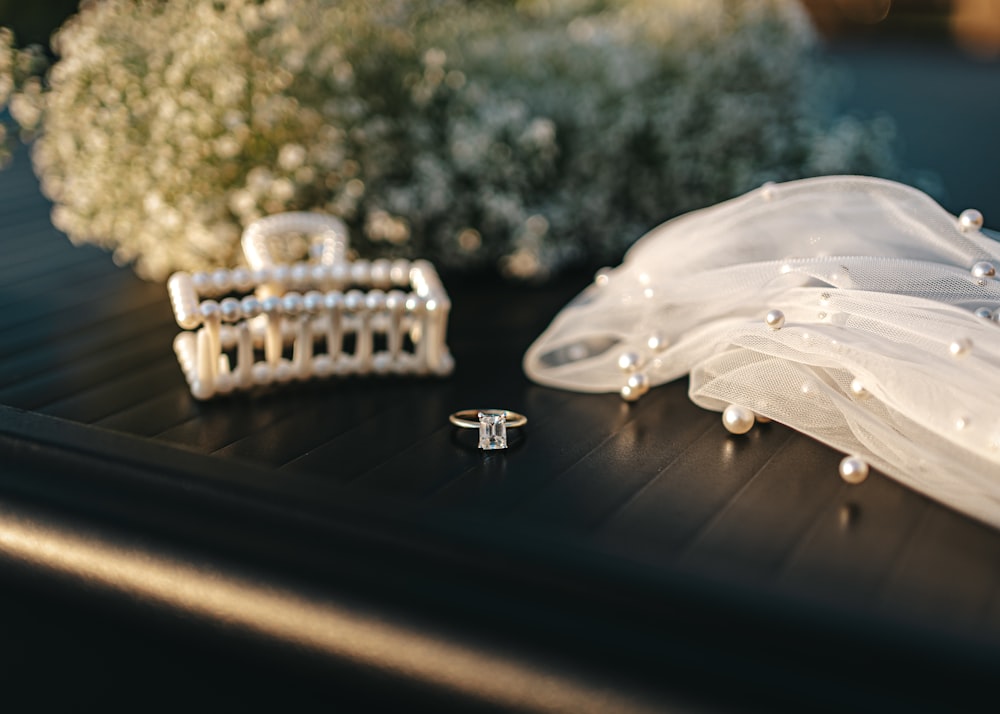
left=449, top=409, right=527, bottom=450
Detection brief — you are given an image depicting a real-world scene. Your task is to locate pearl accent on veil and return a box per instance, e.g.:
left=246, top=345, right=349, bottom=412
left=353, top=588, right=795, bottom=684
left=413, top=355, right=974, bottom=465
left=524, top=176, right=1000, bottom=527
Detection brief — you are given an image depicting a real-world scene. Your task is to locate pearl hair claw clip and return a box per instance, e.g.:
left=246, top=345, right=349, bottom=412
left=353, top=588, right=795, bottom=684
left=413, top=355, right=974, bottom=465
left=168, top=212, right=454, bottom=400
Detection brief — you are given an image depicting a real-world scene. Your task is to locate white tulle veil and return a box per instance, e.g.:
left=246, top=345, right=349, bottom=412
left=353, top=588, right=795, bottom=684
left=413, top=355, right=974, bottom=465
left=524, top=176, right=1000, bottom=528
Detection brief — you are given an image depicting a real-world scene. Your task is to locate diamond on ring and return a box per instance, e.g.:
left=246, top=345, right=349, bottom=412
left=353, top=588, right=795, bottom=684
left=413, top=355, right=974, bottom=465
left=449, top=409, right=527, bottom=450
left=478, top=411, right=507, bottom=450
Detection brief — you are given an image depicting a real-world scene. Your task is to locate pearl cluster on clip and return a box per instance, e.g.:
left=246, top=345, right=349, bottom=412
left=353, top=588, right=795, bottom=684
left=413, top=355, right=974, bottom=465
left=168, top=213, right=454, bottom=400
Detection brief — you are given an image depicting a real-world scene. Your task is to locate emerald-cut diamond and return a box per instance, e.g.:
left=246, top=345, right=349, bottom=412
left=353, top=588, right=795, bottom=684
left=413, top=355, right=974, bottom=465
left=478, top=411, right=507, bottom=450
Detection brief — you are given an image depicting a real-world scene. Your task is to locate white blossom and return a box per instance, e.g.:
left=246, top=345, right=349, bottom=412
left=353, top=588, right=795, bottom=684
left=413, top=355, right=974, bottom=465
left=0, top=0, right=897, bottom=280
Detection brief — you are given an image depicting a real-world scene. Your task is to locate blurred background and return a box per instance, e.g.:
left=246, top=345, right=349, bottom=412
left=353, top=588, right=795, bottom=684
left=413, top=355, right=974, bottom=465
left=801, top=0, right=1000, bottom=219
left=0, top=0, right=996, bottom=225
left=4, top=1, right=999, bottom=52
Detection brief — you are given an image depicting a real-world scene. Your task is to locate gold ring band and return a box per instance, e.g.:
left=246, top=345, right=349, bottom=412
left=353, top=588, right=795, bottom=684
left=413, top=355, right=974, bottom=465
left=449, top=409, right=528, bottom=429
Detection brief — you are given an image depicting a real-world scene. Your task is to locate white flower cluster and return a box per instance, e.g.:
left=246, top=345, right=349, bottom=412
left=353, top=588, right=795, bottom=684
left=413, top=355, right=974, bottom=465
left=0, top=27, right=45, bottom=166
left=1, top=0, right=897, bottom=280
left=0, top=29, right=12, bottom=163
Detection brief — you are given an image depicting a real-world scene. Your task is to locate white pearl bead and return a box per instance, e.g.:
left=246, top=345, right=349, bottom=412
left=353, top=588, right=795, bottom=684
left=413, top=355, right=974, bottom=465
left=390, top=259, right=411, bottom=286
left=330, top=262, right=351, bottom=285
left=231, top=267, right=253, bottom=291
left=971, top=261, right=996, bottom=279
left=764, top=309, right=785, bottom=330
left=290, top=263, right=310, bottom=287
left=722, top=404, right=755, bottom=435
left=199, top=300, right=220, bottom=319
left=849, top=377, right=869, bottom=399
left=839, top=456, right=869, bottom=485
left=404, top=295, right=424, bottom=314
left=626, top=372, right=650, bottom=396
left=211, top=268, right=231, bottom=293
left=303, top=291, right=325, bottom=314
left=241, top=296, right=262, bottom=318
left=344, top=290, right=365, bottom=312
left=313, top=355, right=334, bottom=376
left=214, top=372, right=233, bottom=395
left=252, top=362, right=273, bottom=385
left=219, top=297, right=242, bottom=322
left=334, top=357, right=354, bottom=375
left=261, top=296, right=282, bottom=315
left=949, top=337, right=972, bottom=358
left=974, top=307, right=993, bottom=319
left=760, top=181, right=776, bottom=201
left=372, top=353, right=392, bottom=374
left=755, top=414, right=772, bottom=424
left=311, top=265, right=329, bottom=285
left=281, top=292, right=304, bottom=315
left=190, top=379, right=213, bottom=401
left=958, top=209, right=984, bottom=232
left=646, top=332, right=669, bottom=351
left=371, top=259, right=392, bottom=288
left=191, top=271, right=211, bottom=293
left=594, top=268, right=612, bottom=287
left=272, top=265, right=291, bottom=284
left=617, top=352, right=641, bottom=372
left=385, top=290, right=406, bottom=312
left=324, top=291, right=344, bottom=310
left=351, top=260, right=371, bottom=285
left=620, top=384, right=642, bottom=402
left=365, top=289, right=386, bottom=310
left=275, top=360, right=295, bottom=383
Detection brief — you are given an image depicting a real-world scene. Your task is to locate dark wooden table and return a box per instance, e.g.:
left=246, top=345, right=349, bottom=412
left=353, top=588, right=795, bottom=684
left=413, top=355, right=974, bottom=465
left=1, top=39, right=998, bottom=712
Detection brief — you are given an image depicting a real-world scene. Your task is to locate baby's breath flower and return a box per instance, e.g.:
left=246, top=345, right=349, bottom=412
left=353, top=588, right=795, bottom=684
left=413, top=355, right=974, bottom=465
left=0, top=0, right=898, bottom=280
left=0, top=28, right=46, bottom=164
